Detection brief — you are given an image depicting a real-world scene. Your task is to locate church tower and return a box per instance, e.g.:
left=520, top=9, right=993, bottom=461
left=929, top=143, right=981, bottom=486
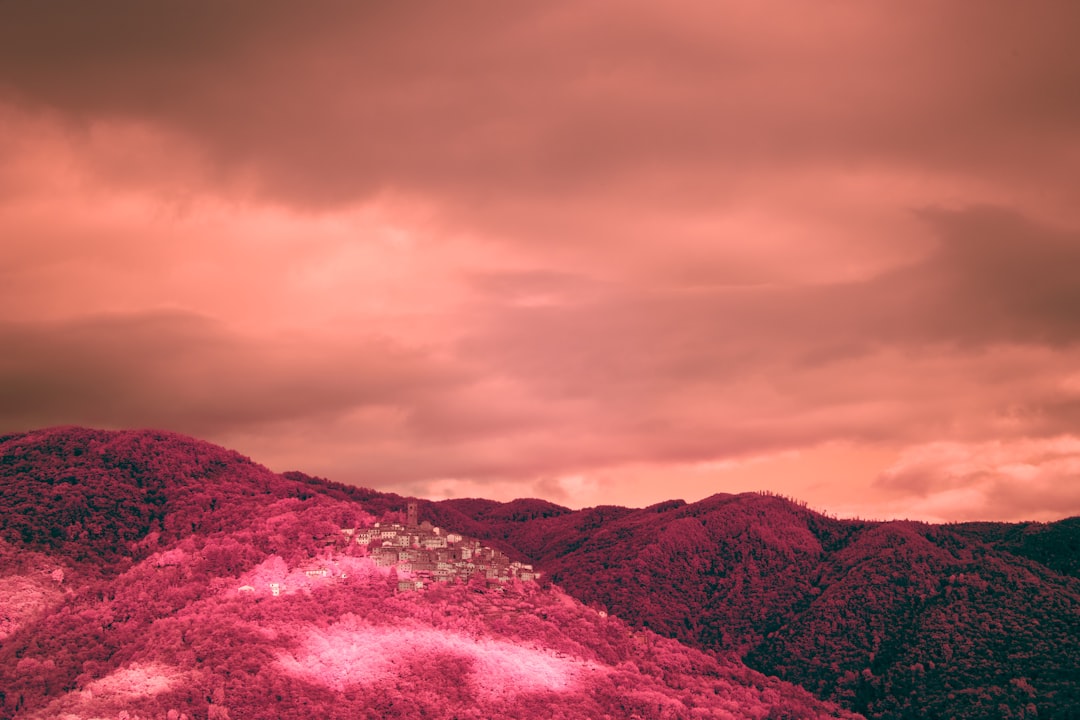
left=407, top=501, right=418, bottom=528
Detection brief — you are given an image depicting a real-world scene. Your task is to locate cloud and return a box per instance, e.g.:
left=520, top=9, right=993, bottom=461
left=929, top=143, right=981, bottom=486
left=5, top=206, right=1078, bottom=509
left=1, top=3, right=1080, bottom=517
left=875, top=437, right=1080, bottom=521
left=1, top=2, right=1077, bottom=220
left=0, top=311, right=458, bottom=437
left=457, top=207, right=1080, bottom=449
left=877, top=207, right=1080, bottom=346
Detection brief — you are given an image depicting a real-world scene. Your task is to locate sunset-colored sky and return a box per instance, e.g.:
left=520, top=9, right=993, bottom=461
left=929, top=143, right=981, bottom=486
left=2, top=2, right=1080, bottom=521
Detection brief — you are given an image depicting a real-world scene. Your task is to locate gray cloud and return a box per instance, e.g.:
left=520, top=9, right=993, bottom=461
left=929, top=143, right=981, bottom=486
left=901, top=207, right=1080, bottom=345
left=456, top=206, right=1080, bottom=461
left=1, top=2, right=1077, bottom=217
left=0, top=310, right=458, bottom=436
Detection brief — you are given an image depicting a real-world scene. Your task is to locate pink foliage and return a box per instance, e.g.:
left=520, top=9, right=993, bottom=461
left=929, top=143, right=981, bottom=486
left=238, top=554, right=386, bottom=597
left=276, top=616, right=599, bottom=697
left=0, top=574, right=59, bottom=641
left=85, top=662, right=179, bottom=699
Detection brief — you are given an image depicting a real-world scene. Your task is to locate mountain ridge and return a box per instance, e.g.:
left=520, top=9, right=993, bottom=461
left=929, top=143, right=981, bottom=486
left=437, top=484, right=1079, bottom=718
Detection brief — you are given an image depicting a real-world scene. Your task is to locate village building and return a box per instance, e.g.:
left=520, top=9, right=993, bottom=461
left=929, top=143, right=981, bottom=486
left=421, top=535, right=447, bottom=550
left=333, top=508, right=541, bottom=590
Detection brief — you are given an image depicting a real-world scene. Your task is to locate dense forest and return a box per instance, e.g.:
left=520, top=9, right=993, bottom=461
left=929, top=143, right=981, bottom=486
left=437, top=490, right=1080, bottom=720
left=1, top=427, right=1078, bottom=719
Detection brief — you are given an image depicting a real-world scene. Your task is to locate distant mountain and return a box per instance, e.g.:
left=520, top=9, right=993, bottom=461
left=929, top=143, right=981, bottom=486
left=438, top=491, right=1080, bottom=720
left=0, top=428, right=856, bottom=720
left=948, top=518, right=1080, bottom=580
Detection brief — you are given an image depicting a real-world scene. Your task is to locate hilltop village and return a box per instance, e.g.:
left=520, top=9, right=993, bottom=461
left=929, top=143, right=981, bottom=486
left=347, top=502, right=539, bottom=592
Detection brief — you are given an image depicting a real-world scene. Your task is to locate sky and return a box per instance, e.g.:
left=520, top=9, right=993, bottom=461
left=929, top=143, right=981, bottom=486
left=2, top=2, right=1080, bottom=522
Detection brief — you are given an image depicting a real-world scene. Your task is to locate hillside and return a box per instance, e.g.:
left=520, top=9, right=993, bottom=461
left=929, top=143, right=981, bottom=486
left=0, top=428, right=857, bottom=720
left=4, top=427, right=1079, bottom=719
left=441, top=492, right=1080, bottom=719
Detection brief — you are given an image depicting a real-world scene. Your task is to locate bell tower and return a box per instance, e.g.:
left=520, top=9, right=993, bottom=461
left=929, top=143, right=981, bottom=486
left=407, top=501, right=418, bottom=528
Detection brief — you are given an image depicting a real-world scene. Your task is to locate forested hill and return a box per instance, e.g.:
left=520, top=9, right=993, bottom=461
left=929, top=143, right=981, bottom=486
left=0, top=427, right=319, bottom=567
left=0, top=427, right=856, bottom=720
left=435, top=488, right=1080, bottom=720
left=2, top=428, right=1079, bottom=719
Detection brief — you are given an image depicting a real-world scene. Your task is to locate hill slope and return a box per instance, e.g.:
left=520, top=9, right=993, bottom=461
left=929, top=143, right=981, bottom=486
left=0, top=428, right=856, bottom=720
left=441, top=492, right=1080, bottom=719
